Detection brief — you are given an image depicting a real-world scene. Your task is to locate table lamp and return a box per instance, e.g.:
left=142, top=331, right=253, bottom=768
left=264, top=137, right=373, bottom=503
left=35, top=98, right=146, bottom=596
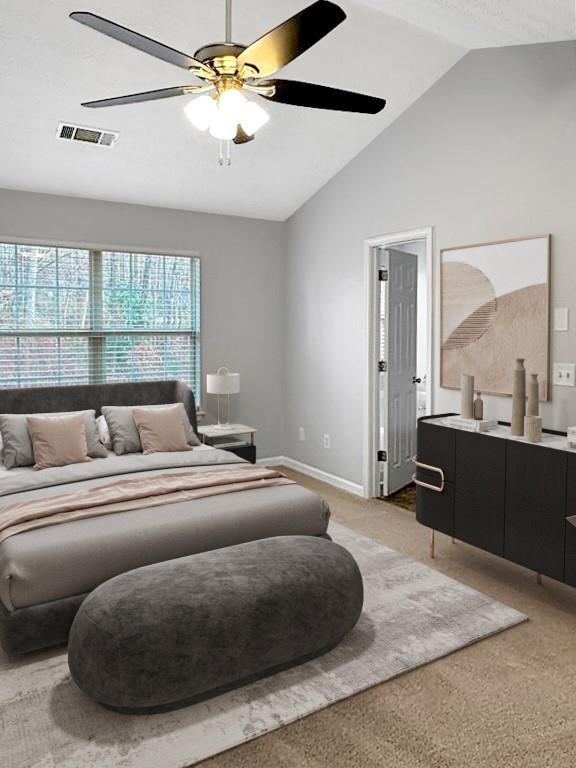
left=206, top=367, right=240, bottom=429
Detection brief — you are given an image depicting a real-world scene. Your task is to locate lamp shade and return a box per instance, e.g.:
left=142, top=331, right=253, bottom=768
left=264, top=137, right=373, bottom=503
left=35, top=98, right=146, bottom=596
left=206, top=369, right=240, bottom=395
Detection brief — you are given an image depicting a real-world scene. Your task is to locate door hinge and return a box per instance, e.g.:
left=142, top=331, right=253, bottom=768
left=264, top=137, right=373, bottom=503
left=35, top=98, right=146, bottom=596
left=378, top=269, right=388, bottom=282
left=378, top=360, right=387, bottom=373
left=378, top=450, right=387, bottom=462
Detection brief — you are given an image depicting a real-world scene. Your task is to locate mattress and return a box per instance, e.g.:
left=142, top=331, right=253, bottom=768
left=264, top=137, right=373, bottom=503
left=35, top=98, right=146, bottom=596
left=0, top=448, right=330, bottom=610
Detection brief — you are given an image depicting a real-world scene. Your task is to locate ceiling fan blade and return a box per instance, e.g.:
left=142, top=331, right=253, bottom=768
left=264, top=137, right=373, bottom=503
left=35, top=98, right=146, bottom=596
left=237, top=1, right=346, bottom=79
left=70, top=12, right=214, bottom=77
left=81, top=85, right=205, bottom=108
left=233, top=126, right=255, bottom=145
left=262, top=79, right=386, bottom=114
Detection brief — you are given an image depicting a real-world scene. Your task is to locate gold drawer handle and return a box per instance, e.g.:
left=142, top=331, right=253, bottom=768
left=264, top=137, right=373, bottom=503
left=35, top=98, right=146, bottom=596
left=411, top=456, right=445, bottom=493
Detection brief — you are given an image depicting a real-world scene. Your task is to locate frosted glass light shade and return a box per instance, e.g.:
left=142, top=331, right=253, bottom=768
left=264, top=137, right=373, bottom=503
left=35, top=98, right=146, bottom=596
left=184, top=96, right=217, bottom=131
left=219, top=88, right=247, bottom=120
left=185, top=90, right=270, bottom=141
left=207, top=371, right=240, bottom=395
left=209, top=111, right=237, bottom=140
left=240, top=101, right=270, bottom=136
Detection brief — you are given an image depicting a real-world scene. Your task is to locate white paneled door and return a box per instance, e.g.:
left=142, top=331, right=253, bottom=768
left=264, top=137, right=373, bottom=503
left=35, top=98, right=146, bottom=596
left=379, top=248, right=418, bottom=496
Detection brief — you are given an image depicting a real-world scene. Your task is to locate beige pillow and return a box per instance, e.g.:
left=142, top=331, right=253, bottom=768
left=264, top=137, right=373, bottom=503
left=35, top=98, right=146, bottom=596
left=27, top=413, right=91, bottom=470
left=132, top=405, right=192, bottom=455
left=101, top=403, right=200, bottom=456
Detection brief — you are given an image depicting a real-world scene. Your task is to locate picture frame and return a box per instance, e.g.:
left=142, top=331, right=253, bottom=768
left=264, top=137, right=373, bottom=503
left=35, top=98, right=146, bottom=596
left=440, top=235, right=551, bottom=399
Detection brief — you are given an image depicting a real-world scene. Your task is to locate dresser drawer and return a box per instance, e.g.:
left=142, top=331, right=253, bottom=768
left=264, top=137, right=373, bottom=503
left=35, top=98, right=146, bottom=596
left=417, top=418, right=456, bottom=483
left=505, top=440, right=567, bottom=581
left=455, top=431, right=506, bottom=556
left=416, top=477, right=455, bottom=537
left=565, top=519, right=576, bottom=588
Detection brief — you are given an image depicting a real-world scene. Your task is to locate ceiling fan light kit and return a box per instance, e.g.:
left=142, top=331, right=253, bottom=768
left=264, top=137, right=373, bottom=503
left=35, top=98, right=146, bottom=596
left=185, top=87, right=270, bottom=145
left=70, top=0, right=386, bottom=165
left=184, top=95, right=218, bottom=132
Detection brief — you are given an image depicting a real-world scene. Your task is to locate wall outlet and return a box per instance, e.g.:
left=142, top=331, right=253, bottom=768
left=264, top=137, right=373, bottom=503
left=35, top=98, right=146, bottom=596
left=553, top=362, right=576, bottom=387
left=323, top=433, right=331, bottom=449
left=298, top=427, right=306, bottom=442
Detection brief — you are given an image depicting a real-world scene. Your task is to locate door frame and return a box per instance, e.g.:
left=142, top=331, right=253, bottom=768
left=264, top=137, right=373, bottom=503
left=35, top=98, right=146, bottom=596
left=362, top=227, right=435, bottom=498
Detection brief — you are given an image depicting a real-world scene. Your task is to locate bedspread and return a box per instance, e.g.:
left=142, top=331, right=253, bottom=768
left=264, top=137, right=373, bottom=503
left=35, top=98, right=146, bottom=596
left=0, top=466, right=294, bottom=543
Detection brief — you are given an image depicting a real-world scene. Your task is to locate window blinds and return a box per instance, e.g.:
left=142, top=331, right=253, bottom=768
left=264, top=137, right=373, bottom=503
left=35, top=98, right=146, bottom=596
left=0, top=244, right=200, bottom=397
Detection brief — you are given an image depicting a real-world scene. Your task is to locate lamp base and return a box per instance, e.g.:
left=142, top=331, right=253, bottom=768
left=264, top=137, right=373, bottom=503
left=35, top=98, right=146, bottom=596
left=213, top=423, right=233, bottom=430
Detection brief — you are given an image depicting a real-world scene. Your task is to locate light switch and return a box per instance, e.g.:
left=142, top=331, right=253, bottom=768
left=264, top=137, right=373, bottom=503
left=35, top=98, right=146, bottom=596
left=554, top=308, right=569, bottom=332
left=553, top=363, right=576, bottom=387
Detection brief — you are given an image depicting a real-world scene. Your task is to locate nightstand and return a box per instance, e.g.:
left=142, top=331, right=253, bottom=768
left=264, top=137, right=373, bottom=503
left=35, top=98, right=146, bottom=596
left=197, top=424, right=257, bottom=464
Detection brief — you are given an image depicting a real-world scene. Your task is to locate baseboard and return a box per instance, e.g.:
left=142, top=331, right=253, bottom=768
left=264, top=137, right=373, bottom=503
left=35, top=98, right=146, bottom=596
left=256, top=456, right=286, bottom=467
left=257, top=455, right=364, bottom=498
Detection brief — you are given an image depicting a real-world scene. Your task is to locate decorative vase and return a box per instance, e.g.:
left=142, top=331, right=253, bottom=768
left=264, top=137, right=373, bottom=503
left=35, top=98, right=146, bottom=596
left=527, top=373, right=539, bottom=417
left=473, top=392, right=484, bottom=421
left=524, top=415, right=542, bottom=443
left=511, top=358, right=526, bottom=436
left=460, top=374, right=474, bottom=420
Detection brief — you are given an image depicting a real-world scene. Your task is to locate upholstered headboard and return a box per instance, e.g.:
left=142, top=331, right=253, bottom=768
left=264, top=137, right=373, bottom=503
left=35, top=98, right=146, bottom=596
left=0, top=380, right=198, bottom=435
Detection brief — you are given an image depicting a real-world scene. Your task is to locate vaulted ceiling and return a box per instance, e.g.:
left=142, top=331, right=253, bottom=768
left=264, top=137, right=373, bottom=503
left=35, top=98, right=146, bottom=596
left=0, top=1, right=573, bottom=220
left=357, top=0, right=576, bottom=49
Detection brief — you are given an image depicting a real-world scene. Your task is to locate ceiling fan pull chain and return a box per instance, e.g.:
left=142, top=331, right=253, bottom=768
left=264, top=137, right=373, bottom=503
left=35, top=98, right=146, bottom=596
left=225, top=0, right=232, bottom=43
left=218, top=139, right=232, bottom=166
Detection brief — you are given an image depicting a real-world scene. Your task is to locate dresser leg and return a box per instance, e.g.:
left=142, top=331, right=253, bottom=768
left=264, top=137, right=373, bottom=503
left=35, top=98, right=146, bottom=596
left=451, top=537, right=455, bottom=544
left=536, top=572, right=542, bottom=585
left=429, top=529, right=435, bottom=559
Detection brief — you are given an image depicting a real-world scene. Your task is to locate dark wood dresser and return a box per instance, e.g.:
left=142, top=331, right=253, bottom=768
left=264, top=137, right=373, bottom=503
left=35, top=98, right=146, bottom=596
left=415, top=414, right=576, bottom=586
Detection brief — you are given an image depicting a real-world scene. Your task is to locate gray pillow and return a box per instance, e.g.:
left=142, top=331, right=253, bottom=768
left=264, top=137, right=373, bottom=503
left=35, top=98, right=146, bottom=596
left=102, top=403, right=200, bottom=456
left=0, top=410, right=107, bottom=470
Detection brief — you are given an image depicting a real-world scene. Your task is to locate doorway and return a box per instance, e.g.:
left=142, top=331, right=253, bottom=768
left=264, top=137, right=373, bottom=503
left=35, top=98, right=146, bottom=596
left=363, top=228, right=434, bottom=499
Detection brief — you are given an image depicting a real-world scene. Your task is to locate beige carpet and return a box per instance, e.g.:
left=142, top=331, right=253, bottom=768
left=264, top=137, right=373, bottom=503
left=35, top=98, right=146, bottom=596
left=1, top=521, right=524, bottom=768
left=202, top=468, right=576, bottom=768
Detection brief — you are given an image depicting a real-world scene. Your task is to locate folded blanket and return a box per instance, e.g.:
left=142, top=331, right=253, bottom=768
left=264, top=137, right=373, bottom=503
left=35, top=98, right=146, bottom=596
left=0, top=466, right=294, bottom=543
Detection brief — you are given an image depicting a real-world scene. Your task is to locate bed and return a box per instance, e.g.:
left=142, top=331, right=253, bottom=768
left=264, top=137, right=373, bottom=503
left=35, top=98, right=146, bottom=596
left=0, top=380, right=330, bottom=655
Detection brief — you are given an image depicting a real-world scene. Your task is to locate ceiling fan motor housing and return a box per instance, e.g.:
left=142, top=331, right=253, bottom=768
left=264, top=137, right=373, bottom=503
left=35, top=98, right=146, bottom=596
left=194, top=42, right=252, bottom=77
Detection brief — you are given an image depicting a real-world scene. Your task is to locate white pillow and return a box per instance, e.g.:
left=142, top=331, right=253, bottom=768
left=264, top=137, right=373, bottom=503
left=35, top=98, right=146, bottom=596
left=96, top=414, right=112, bottom=449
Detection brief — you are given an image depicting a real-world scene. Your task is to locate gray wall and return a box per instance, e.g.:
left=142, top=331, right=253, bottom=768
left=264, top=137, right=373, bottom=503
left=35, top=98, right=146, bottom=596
left=0, top=189, right=286, bottom=458
left=1, top=43, right=574, bottom=478
left=285, top=42, right=576, bottom=486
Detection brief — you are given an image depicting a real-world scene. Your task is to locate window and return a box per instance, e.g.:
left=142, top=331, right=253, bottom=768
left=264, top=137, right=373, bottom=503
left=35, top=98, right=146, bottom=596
left=0, top=243, right=201, bottom=398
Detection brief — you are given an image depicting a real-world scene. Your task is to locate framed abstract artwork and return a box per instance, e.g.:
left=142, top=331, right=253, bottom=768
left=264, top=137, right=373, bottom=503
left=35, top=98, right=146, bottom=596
left=440, top=235, right=550, bottom=399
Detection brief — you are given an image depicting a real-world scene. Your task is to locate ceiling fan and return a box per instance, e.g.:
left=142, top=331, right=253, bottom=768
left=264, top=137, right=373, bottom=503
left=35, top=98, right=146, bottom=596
left=70, top=0, right=386, bottom=163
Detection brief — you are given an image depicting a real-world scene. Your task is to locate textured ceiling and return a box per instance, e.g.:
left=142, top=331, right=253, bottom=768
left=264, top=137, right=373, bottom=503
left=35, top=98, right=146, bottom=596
left=356, top=0, right=576, bottom=49
left=0, top=0, right=573, bottom=220
left=0, top=0, right=464, bottom=220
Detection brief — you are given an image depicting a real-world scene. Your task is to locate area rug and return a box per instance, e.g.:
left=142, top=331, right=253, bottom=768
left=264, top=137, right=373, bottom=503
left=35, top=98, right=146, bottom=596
left=1, top=523, right=527, bottom=768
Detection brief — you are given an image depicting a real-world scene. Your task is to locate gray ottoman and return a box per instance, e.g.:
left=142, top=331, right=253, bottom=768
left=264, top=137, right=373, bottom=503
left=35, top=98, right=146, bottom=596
left=68, top=535, right=363, bottom=713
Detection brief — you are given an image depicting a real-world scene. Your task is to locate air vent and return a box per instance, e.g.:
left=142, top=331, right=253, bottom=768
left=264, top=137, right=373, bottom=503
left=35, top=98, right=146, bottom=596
left=59, top=124, right=75, bottom=140
left=56, top=123, right=119, bottom=148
